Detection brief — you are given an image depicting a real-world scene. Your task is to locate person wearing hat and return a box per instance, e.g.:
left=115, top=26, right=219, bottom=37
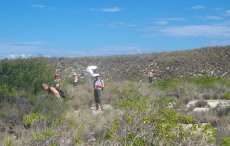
left=93, top=74, right=104, bottom=110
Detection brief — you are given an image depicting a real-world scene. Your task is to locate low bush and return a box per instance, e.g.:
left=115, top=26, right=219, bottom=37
left=223, top=92, right=230, bottom=100
left=184, top=76, right=220, bottom=88
left=195, top=100, right=208, bottom=108
left=153, top=78, right=180, bottom=90
left=217, top=106, right=230, bottom=117
left=23, top=112, right=50, bottom=128
left=222, top=137, right=230, bottom=146
left=108, top=86, right=216, bottom=145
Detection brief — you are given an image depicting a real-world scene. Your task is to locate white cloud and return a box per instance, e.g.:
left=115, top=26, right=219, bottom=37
left=226, top=10, right=230, bottom=16
left=160, top=17, right=187, bottom=21
left=99, top=7, right=121, bottom=13
left=89, top=45, right=153, bottom=56
left=192, top=5, right=206, bottom=10
left=108, top=21, right=139, bottom=30
left=151, top=17, right=187, bottom=26
left=109, top=21, right=126, bottom=28
left=7, top=53, right=36, bottom=59
left=0, top=41, right=148, bottom=58
left=31, top=4, right=47, bottom=8
left=208, top=40, right=230, bottom=46
left=8, top=54, right=18, bottom=59
left=0, top=41, right=48, bottom=58
left=153, top=21, right=168, bottom=25
left=201, top=16, right=223, bottom=20
left=159, top=25, right=230, bottom=37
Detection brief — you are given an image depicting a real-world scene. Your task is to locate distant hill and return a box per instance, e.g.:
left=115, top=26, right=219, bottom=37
left=50, top=46, right=230, bottom=80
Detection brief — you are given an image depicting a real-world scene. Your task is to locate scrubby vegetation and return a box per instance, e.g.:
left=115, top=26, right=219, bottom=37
left=1, top=46, right=230, bottom=145
left=0, top=58, right=66, bottom=145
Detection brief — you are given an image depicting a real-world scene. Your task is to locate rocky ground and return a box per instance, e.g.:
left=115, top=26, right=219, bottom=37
left=50, top=46, right=230, bottom=80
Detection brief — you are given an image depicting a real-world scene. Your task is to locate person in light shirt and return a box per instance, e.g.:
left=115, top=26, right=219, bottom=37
left=93, top=74, right=104, bottom=110
left=72, top=72, right=78, bottom=87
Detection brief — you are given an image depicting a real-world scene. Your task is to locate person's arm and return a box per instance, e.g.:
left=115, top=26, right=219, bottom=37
left=101, top=80, right=104, bottom=88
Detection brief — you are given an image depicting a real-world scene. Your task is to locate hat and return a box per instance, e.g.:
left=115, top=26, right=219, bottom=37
left=94, top=74, right=100, bottom=77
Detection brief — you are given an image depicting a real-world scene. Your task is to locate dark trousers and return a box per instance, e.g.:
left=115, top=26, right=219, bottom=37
left=148, top=77, right=153, bottom=83
left=94, top=89, right=103, bottom=110
left=73, top=82, right=78, bottom=87
left=56, top=88, right=66, bottom=98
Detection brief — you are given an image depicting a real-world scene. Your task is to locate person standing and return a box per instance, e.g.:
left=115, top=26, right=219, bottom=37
left=54, top=73, right=61, bottom=88
left=147, top=69, right=154, bottom=83
left=93, top=75, right=104, bottom=110
left=72, top=72, right=78, bottom=87
left=53, top=72, right=66, bottom=98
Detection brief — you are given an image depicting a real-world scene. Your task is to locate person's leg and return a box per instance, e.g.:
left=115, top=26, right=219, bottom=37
left=94, top=90, right=100, bottom=110
left=56, top=88, right=66, bottom=98
left=99, top=103, right=104, bottom=111
left=73, top=82, right=78, bottom=89
left=97, top=90, right=104, bottom=110
left=149, top=77, right=152, bottom=83
left=95, top=90, right=104, bottom=110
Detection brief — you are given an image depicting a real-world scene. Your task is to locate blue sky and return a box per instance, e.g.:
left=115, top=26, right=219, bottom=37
left=0, top=0, right=230, bottom=58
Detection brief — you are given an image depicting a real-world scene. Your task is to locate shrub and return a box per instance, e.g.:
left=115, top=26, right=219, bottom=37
left=23, top=112, right=50, bottom=128
left=153, top=78, right=180, bottom=90
left=32, top=129, right=55, bottom=141
left=108, top=85, right=216, bottom=145
left=219, top=78, right=230, bottom=87
left=217, top=106, right=230, bottom=117
left=0, top=57, right=62, bottom=129
left=0, top=57, right=55, bottom=94
left=223, top=92, right=230, bottom=100
left=6, top=139, right=14, bottom=146
left=195, top=100, right=208, bottom=108
left=222, top=137, right=230, bottom=146
left=0, top=111, right=5, bottom=118
left=183, top=76, right=219, bottom=88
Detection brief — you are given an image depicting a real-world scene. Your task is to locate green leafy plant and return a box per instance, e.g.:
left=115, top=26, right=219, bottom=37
left=153, top=78, right=180, bottom=90
left=6, top=139, right=14, bottom=146
left=222, top=137, right=230, bottom=146
left=0, top=57, right=55, bottom=94
left=184, top=76, right=220, bottom=88
left=23, top=112, right=50, bottom=128
left=223, top=92, right=230, bottom=100
left=32, top=129, right=54, bottom=141
left=107, top=86, right=216, bottom=145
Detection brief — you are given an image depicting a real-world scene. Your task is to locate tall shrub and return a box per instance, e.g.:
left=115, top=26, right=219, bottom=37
left=0, top=57, right=55, bottom=94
